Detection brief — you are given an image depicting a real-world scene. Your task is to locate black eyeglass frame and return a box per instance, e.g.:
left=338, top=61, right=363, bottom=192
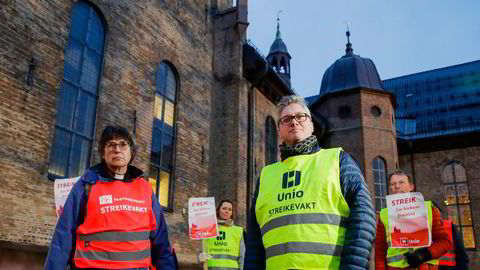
left=277, top=113, right=310, bottom=127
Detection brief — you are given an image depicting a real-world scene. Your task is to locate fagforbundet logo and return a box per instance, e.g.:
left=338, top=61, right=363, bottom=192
left=99, top=195, right=113, bottom=205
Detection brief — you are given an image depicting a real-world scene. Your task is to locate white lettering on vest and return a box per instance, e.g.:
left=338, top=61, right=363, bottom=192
left=100, top=204, right=148, bottom=214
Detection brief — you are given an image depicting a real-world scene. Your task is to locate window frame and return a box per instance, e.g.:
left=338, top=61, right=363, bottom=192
left=48, top=1, right=107, bottom=180
left=373, top=156, right=388, bottom=212
left=442, top=160, right=476, bottom=249
left=149, top=61, right=179, bottom=212
left=265, top=116, right=277, bottom=165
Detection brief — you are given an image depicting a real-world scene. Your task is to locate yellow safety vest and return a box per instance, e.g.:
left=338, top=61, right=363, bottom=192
left=256, top=148, right=350, bottom=270
left=379, top=201, right=439, bottom=268
left=206, top=224, right=243, bottom=269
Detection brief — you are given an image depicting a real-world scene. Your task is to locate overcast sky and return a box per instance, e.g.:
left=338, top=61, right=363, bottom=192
left=247, top=0, right=480, bottom=98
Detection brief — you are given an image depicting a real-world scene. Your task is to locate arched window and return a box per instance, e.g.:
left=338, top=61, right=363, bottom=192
left=442, top=161, right=475, bottom=248
left=49, top=2, right=106, bottom=178
left=373, top=156, right=387, bottom=212
left=265, top=116, right=277, bottom=165
left=149, top=61, right=177, bottom=209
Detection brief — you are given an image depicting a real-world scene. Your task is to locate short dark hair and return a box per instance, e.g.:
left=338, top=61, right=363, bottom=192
left=388, top=169, right=413, bottom=184
left=216, top=199, right=235, bottom=220
left=98, top=125, right=136, bottom=163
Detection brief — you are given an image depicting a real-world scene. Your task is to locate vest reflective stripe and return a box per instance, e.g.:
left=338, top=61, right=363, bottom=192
left=74, top=178, right=154, bottom=269
left=439, top=252, right=456, bottom=261
left=211, top=254, right=239, bottom=260
left=209, top=268, right=239, bottom=270
left=387, top=254, right=405, bottom=263
left=75, top=248, right=150, bottom=261
left=439, top=220, right=456, bottom=266
left=207, top=225, right=243, bottom=269
left=260, top=213, right=348, bottom=236
left=266, top=242, right=344, bottom=258
left=79, top=230, right=151, bottom=241
left=256, top=148, right=349, bottom=270
left=380, top=201, right=439, bottom=267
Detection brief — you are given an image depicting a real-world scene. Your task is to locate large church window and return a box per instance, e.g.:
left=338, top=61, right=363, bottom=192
left=373, top=156, right=387, bottom=212
left=442, top=161, right=475, bottom=248
left=49, top=2, right=105, bottom=179
left=149, top=61, right=178, bottom=209
left=265, top=116, right=277, bottom=165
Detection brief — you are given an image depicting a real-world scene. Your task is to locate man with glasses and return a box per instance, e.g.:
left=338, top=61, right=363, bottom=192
left=45, top=125, right=175, bottom=270
left=245, top=95, right=376, bottom=269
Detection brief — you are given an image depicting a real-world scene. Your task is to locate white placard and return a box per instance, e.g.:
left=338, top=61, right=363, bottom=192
left=386, top=192, right=431, bottom=248
left=54, top=177, right=80, bottom=217
left=188, top=197, right=218, bottom=240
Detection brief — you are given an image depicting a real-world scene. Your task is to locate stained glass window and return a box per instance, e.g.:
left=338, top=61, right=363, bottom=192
left=442, top=161, right=475, bottom=248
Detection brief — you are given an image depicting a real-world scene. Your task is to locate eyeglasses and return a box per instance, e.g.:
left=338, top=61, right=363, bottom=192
left=278, top=113, right=310, bottom=126
left=106, top=141, right=130, bottom=151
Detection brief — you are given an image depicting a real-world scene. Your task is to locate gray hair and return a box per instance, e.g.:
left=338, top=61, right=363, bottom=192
left=276, top=95, right=311, bottom=117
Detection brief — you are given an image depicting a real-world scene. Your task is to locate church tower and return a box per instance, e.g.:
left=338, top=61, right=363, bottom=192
left=266, top=15, right=292, bottom=87
left=310, top=30, right=398, bottom=214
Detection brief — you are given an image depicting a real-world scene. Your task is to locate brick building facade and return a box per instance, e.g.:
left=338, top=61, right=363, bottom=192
left=0, top=0, right=284, bottom=269
left=1, top=1, right=479, bottom=269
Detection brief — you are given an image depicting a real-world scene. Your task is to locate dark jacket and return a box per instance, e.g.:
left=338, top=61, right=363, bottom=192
left=244, top=147, right=376, bottom=270
left=439, top=223, right=469, bottom=270
left=44, top=163, right=175, bottom=270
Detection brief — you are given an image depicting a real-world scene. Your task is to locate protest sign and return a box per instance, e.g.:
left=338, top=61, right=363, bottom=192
left=54, top=176, right=80, bottom=217
left=188, top=197, right=217, bottom=240
left=386, top=192, right=431, bottom=248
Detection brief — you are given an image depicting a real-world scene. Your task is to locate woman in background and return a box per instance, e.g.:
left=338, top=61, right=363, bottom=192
left=199, top=199, right=245, bottom=269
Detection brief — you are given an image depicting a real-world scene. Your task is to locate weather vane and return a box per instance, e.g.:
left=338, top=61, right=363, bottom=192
left=344, top=20, right=352, bottom=42
left=344, top=20, right=351, bottom=31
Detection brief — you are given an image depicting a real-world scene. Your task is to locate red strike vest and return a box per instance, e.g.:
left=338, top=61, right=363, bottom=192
left=438, top=220, right=456, bottom=266
left=74, top=178, right=155, bottom=269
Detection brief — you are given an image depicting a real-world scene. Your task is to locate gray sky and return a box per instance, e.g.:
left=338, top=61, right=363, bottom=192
left=247, top=0, right=480, bottom=98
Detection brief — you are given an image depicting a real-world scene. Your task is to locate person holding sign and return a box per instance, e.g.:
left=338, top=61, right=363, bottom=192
left=198, top=199, right=246, bottom=269
left=245, top=95, right=376, bottom=270
left=44, top=125, right=175, bottom=270
left=375, top=170, right=451, bottom=270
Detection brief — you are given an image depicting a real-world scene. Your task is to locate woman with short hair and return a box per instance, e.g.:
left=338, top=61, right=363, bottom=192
left=44, top=125, right=175, bottom=270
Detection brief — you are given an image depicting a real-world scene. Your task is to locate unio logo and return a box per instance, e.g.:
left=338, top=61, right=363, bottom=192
left=215, top=231, right=227, bottom=246
left=278, top=171, right=303, bottom=202
left=216, top=231, right=225, bottom=240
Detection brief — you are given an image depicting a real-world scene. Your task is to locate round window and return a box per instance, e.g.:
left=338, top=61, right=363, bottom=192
left=371, top=106, right=381, bottom=117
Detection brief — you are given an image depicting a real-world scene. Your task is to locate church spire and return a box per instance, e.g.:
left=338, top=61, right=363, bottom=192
left=345, top=23, right=354, bottom=56
left=267, top=10, right=291, bottom=87
left=275, top=10, right=282, bottom=40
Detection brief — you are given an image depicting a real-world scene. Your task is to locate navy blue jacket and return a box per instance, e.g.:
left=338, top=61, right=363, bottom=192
left=44, top=163, right=174, bottom=270
left=245, top=149, right=376, bottom=270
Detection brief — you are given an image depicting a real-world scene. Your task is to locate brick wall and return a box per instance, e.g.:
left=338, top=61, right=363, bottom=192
left=399, top=146, right=480, bottom=251
left=207, top=6, right=249, bottom=227
left=252, top=90, right=279, bottom=193
left=0, top=0, right=234, bottom=268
